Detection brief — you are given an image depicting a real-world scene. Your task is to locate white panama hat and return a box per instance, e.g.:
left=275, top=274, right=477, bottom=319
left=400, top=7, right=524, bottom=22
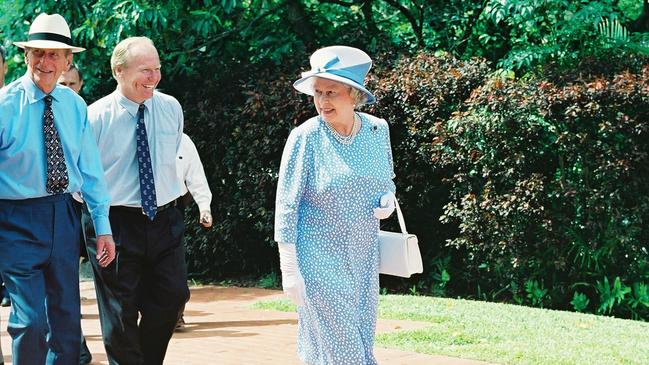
left=14, top=13, right=85, bottom=53
left=293, top=45, right=375, bottom=104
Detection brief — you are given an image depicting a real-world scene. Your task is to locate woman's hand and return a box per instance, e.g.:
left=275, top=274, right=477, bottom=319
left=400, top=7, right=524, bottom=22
left=277, top=242, right=306, bottom=306
left=373, top=191, right=396, bottom=219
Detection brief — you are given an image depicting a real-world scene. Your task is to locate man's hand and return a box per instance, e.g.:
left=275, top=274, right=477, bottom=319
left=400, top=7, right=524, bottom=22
left=96, top=234, right=116, bottom=267
left=199, top=211, right=212, bottom=228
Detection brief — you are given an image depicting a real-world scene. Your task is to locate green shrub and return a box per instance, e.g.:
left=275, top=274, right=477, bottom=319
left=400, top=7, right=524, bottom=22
left=436, top=57, right=649, bottom=319
left=571, top=291, right=590, bottom=312
left=368, top=52, right=491, bottom=294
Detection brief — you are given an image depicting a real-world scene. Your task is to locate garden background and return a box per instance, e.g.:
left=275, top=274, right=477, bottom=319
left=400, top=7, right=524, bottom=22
left=1, top=0, right=648, bottom=321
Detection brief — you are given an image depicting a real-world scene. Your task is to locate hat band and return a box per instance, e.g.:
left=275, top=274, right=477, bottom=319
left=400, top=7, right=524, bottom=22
left=28, top=32, right=73, bottom=46
left=302, top=65, right=366, bottom=87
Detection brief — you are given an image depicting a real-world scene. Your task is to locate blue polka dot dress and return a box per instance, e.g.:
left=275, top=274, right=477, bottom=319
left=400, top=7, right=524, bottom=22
left=275, top=112, right=396, bottom=365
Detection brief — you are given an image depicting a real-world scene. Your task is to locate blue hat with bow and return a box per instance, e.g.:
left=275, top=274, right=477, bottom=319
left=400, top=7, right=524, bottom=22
left=293, top=45, right=375, bottom=104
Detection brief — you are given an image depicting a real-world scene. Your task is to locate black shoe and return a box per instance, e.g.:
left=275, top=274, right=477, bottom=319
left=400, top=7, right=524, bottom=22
left=79, top=353, right=92, bottom=365
left=174, top=315, right=186, bottom=331
left=0, top=297, right=9, bottom=307
left=79, top=336, right=92, bottom=365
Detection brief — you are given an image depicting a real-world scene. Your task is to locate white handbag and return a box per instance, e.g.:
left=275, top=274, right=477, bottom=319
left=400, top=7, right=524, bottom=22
left=378, top=198, right=423, bottom=278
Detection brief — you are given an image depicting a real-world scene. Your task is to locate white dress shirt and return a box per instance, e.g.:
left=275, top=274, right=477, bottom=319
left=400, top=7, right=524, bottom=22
left=177, top=133, right=212, bottom=212
left=88, top=90, right=183, bottom=207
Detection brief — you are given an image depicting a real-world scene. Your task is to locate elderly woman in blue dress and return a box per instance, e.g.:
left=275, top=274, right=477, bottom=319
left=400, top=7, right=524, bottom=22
left=275, top=46, right=396, bottom=365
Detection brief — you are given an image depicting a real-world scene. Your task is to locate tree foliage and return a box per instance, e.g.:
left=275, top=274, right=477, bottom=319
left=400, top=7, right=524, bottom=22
left=4, top=0, right=649, bottom=90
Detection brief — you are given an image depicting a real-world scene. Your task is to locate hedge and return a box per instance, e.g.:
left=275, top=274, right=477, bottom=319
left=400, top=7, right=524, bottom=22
left=436, top=58, right=649, bottom=319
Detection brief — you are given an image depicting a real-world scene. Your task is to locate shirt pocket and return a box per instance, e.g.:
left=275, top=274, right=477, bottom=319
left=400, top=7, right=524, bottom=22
left=158, top=134, right=178, bottom=167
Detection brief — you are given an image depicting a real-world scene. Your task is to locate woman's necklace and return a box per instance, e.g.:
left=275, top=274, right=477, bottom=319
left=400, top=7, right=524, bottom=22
left=323, top=113, right=360, bottom=145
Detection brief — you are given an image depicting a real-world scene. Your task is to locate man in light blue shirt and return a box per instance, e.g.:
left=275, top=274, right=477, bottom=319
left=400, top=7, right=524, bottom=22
left=87, top=36, right=189, bottom=365
left=0, top=13, right=115, bottom=364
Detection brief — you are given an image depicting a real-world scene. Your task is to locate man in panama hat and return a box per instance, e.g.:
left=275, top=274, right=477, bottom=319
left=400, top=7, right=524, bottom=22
left=0, top=13, right=115, bottom=364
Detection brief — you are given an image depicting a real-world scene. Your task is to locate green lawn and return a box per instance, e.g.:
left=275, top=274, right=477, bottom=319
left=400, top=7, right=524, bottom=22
left=254, top=294, right=649, bottom=365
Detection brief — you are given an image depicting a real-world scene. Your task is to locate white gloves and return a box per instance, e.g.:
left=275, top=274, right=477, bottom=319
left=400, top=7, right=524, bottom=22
left=277, top=242, right=306, bottom=306
left=373, top=191, right=396, bottom=219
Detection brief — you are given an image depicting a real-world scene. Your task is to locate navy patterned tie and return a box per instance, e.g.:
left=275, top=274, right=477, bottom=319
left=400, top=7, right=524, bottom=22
left=136, top=104, right=157, bottom=220
left=43, top=95, right=69, bottom=194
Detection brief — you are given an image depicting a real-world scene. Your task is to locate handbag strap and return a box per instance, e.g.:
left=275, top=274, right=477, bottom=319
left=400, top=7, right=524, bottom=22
left=394, top=197, right=408, bottom=234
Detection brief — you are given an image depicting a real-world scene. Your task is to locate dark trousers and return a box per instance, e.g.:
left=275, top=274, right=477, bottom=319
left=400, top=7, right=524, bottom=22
left=0, top=273, right=7, bottom=299
left=0, top=194, right=82, bottom=364
left=86, top=205, right=189, bottom=365
left=175, top=194, right=191, bottom=320
left=79, top=204, right=94, bottom=364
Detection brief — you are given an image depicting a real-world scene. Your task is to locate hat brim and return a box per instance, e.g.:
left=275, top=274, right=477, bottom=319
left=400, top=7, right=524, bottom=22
left=293, top=73, right=375, bottom=105
left=14, top=40, right=85, bottom=53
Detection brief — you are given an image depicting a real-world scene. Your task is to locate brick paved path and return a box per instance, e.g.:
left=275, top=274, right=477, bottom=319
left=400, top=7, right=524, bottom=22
left=0, top=282, right=498, bottom=365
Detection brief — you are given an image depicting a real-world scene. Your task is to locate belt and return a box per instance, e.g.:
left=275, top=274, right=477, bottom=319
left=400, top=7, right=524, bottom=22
left=112, top=200, right=177, bottom=216
left=0, top=193, right=71, bottom=205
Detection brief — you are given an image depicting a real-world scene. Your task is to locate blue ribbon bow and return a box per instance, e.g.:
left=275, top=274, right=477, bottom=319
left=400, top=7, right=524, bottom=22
left=301, top=54, right=369, bottom=87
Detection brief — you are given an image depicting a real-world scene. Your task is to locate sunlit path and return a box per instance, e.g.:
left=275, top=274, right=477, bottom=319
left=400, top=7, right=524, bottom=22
left=0, top=282, right=497, bottom=365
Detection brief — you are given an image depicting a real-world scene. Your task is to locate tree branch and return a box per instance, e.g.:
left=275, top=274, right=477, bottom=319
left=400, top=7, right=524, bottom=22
left=319, top=0, right=355, bottom=6
left=361, top=0, right=380, bottom=35
left=382, top=0, right=424, bottom=47
left=284, top=0, right=317, bottom=48
left=453, top=0, right=488, bottom=57
left=319, top=0, right=383, bottom=41
left=178, top=4, right=281, bottom=54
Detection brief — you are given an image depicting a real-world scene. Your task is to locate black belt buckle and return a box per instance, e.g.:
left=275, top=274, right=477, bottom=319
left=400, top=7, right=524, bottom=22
left=134, top=200, right=178, bottom=216
left=151, top=200, right=177, bottom=215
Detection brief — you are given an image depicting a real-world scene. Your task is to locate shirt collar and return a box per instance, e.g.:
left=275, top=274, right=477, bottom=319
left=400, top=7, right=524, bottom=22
left=20, top=75, right=65, bottom=104
left=114, top=90, right=154, bottom=118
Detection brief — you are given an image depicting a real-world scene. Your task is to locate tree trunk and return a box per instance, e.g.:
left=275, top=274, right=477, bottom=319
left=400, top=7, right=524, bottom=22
left=382, top=0, right=424, bottom=48
left=629, top=0, right=649, bottom=33
left=284, top=0, right=317, bottom=49
left=361, top=0, right=380, bottom=36
left=453, top=0, right=488, bottom=57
